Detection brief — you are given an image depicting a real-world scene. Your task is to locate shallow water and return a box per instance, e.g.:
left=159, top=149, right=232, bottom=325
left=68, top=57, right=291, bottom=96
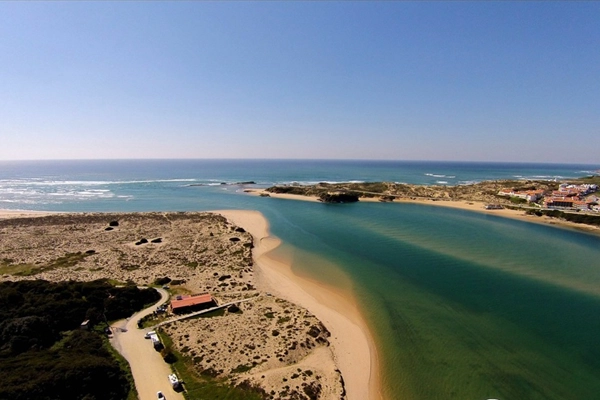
left=262, top=201, right=600, bottom=399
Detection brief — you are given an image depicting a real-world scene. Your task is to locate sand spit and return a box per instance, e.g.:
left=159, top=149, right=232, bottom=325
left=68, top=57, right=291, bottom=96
left=0, top=211, right=349, bottom=400
left=247, top=190, right=600, bottom=236
left=219, top=210, right=381, bottom=400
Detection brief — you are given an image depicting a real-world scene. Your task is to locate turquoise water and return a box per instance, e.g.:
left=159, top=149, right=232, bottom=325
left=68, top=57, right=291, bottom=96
left=261, top=200, right=600, bottom=399
left=2, top=159, right=600, bottom=399
left=1, top=159, right=598, bottom=210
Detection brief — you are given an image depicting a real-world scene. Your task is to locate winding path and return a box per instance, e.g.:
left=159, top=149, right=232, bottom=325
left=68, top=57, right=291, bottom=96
left=109, top=288, right=184, bottom=400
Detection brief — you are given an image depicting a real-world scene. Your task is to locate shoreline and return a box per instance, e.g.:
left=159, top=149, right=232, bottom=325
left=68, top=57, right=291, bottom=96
left=0, top=209, right=59, bottom=219
left=218, top=210, right=382, bottom=400
left=247, top=190, right=600, bottom=236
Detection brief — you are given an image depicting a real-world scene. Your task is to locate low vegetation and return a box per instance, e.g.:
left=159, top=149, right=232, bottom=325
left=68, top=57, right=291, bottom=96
left=0, top=251, right=92, bottom=276
left=526, top=209, right=600, bottom=227
left=266, top=179, right=561, bottom=204
left=157, top=332, right=266, bottom=400
left=574, top=175, right=600, bottom=185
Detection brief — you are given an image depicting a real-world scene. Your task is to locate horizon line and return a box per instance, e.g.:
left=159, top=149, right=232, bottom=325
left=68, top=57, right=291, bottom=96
left=0, top=158, right=599, bottom=167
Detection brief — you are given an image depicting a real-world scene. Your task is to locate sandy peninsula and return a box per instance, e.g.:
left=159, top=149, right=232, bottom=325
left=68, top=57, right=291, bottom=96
left=247, top=190, right=600, bottom=236
left=0, top=210, right=377, bottom=400
left=219, top=210, right=380, bottom=400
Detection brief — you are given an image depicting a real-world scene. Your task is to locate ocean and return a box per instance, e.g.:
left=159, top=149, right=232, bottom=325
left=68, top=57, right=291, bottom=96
left=2, top=159, right=600, bottom=400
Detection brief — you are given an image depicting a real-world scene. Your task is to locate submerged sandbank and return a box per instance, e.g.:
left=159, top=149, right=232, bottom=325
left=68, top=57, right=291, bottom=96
left=218, top=210, right=382, bottom=400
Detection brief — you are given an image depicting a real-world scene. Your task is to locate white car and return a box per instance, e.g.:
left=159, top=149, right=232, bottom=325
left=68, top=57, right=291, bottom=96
left=157, top=391, right=166, bottom=400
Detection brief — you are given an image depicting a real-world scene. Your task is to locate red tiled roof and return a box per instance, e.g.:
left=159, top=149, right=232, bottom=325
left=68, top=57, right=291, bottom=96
left=171, top=293, right=213, bottom=310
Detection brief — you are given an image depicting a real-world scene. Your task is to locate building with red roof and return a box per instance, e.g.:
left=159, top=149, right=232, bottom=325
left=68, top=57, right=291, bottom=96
left=170, top=293, right=217, bottom=314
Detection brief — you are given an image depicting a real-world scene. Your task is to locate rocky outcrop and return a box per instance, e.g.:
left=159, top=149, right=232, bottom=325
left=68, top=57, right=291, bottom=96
left=318, top=192, right=359, bottom=204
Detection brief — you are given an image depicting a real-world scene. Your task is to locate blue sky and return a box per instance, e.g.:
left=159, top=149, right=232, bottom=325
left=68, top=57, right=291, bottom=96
left=1, top=2, right=598, bottom=163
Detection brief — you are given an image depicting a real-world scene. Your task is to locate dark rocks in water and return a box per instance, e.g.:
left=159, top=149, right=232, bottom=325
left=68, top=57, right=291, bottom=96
left=135, top=238, right=148, bottom=246
left=235, top=181, right=256, bottom=185
left=229, top=237, right=241, bottom=242
left=234, top=227, right=246, bottom=233
left=151, top=238, right=162, bottom=243
left=318, top=192, right=359, bottom=204
left=109, top=221, right=119, bottom=227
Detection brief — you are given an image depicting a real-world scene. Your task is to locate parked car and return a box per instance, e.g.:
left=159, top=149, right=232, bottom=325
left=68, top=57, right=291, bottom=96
left=157, top=391, right=166, bottom=400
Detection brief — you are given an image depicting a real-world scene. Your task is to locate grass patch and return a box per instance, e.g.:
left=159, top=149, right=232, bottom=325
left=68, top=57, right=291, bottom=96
left=231, top=364, right=254, bottom=374
left=195, top=309, right=226, bottom=319
left=574, top=175, right=600, bottom=185
left=277, top=316, right=291, bottom=324
left=0, top=252, right=91, bottom=276
left=509, top=197, right=528, bottom=205
left=157, top=331, right=265, bottom=400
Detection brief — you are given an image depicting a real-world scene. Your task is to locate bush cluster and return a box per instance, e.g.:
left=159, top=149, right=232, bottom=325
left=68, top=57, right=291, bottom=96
left=0, top=279, right=160, bottom=400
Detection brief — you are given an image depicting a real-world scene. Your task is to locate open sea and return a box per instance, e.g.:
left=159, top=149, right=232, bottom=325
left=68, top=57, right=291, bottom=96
left=2, top=159, right=600, bottom=400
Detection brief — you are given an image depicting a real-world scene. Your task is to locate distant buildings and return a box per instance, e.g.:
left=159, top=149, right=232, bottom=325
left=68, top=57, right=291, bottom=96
left=498, top=183, right=598, bottom=212
left=543, top=183, right=598, bottom=211
left=497, top=189, right=544, bottom=202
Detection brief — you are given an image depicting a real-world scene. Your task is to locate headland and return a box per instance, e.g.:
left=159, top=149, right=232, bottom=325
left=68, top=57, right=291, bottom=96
left=247, top=177, right=600, bottom=235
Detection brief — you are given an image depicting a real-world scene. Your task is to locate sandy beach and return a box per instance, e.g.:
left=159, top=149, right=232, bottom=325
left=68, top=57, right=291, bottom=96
left=219, top=210, right=381, bottom=400
left=0, top=209, right=57, bottom=219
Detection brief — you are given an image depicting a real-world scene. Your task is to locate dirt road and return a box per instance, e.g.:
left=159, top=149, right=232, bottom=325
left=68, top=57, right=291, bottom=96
left=110, top=288, right=184, bottom=400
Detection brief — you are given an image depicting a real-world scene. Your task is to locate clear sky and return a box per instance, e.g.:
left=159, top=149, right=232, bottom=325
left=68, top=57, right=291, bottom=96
left=1, top=2, right=598, bottom=163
